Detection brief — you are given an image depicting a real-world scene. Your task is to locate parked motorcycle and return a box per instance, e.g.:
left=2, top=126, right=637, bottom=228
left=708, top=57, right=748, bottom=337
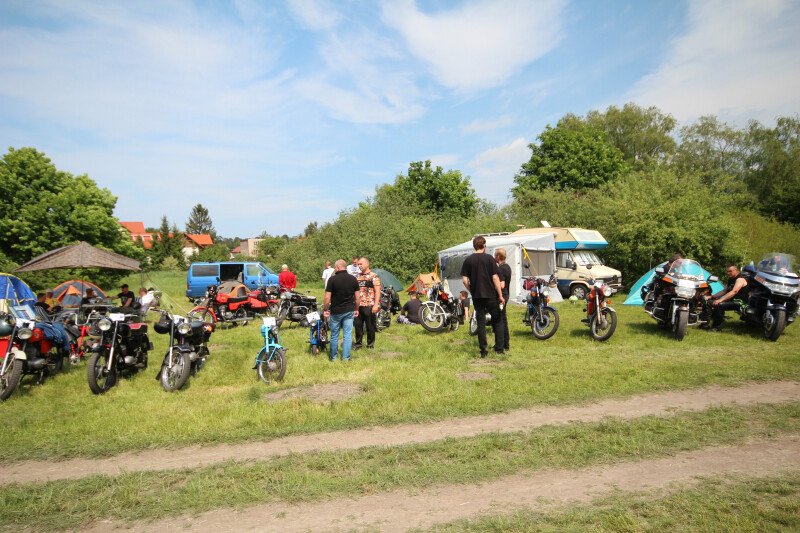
left=153, top=309, right=214, bottom=391
left=86, top=310, right=152, bottom=394
left=54, top=308, right=105, bottom=364
left=582, top=273, right=617, bottom=341
left=419, top=283, right=462, bottom=332
left=642, top=258, right=716, bottom=341
left=376, top=286, right=401, bottom=331
left=0, top=304, right=68, bottom=401
left=738, top=253, right=799, bottom=341
left=306, top=310, right=329, bottom=355
left=254, top=316, right=286, bottom=384
left=249, top=285, right=281, bottom=317
left=275, top=290, right=319, bottom=329
left=522, top=276, right=560, bottom=340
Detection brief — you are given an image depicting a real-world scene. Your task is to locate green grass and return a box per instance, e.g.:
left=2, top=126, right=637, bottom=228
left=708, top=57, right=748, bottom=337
left=1, top=402, right=798, bottom=529
left=0, top=271, right=798, bottom=462
left=428, top=473, right=800, bottom=532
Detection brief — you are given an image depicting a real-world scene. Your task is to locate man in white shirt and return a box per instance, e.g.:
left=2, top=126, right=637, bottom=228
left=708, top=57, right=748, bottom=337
left=346, top=256, right=361, bottom=276
left=322, top=260, right=335, bottom=289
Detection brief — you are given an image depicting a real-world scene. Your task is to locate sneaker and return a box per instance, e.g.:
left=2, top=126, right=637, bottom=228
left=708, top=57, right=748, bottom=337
left=494, top=349, right=504, bottom=355
left=353, top=344, right=363, bottom=350
left=366, top=344, right=375, bottom=349
left=480, top=351, right=488, bottom=358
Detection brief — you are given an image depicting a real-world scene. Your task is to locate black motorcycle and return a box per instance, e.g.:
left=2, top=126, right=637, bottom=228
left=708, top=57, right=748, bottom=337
left=87, top=309, right=152, bottom=394
left=642, top=259, right=716, bottom=341
left=522, top=276, right=560, bottom=340
left=153, top=309, right=214, bottom=391
left=376, top=286, right=401, bottom=331
left=419, top=283, right=462, bottom=332
left=738, top=253, right=799, bottom=341
left=275, top=289, right=319, bottom=328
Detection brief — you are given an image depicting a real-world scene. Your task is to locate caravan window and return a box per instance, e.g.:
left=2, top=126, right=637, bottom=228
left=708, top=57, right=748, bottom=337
left=192, top=265, right=218, bottom=277
left=246, top=264, right=261, bottom=277
left=556, top=252, right=571, bottom=268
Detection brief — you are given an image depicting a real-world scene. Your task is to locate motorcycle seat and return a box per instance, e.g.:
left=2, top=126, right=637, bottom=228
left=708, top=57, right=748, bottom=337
left=127, top=323, right=148, bottom=332
left=227, top=296, right=250, bottom=304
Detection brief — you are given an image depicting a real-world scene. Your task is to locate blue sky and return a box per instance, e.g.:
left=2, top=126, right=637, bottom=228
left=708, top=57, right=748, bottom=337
left=1, top=0, right=799, bottom=238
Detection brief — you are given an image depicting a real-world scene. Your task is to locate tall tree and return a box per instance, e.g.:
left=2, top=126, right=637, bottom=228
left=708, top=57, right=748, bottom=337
left=185, top=203, right=216, bottom=238
left=746, top=117, right=800, bottom=226
left=377, top=161, right=478, bottom=218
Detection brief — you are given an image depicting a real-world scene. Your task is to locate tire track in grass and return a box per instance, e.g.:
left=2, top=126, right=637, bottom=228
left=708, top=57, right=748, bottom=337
left=2, top=380, right=799, bottom=485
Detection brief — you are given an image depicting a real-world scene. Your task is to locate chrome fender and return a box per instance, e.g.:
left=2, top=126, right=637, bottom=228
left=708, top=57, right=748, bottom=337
left=10, top=347, right=26, bottom=360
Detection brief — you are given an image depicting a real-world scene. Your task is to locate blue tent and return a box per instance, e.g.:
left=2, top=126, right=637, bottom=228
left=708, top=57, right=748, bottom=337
left=623, top=262, right=725, bottom=305
left=0, top=273, right=36, bottom=305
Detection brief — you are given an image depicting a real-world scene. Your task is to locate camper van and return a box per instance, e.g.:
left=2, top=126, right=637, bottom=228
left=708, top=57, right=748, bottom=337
left=186, top=262, right=279, bottom=299
left=513, top=227, right=622, bottom=300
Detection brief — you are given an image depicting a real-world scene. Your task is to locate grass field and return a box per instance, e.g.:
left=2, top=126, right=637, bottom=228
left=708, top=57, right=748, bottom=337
left=0, top=271, right=797, bottom=462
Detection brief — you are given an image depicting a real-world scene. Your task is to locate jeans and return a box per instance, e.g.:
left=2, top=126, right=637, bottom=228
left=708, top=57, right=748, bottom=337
left=473, top=297, right=502, bottom=354
left=354, top=306, right=376, bottom=347
left=329, top=311, right=355, bottom=360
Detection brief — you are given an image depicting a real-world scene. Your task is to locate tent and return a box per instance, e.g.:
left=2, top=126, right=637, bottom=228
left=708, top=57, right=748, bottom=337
left=52, top=280, right=108, bottom=308
left=372, top=268, right=404, bottom=292
left=406, top=272, right=441, bottom=294
left=0, top=273, right=36, bottom=313
left=438, top=233, right=558, bottom=304
left=15, top=241, right=140, bottom=272
left=623, top=262, right=725, bottom=305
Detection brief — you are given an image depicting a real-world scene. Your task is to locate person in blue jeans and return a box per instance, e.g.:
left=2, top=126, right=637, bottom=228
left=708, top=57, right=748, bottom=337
left=323, top=259, right=360, bottom=361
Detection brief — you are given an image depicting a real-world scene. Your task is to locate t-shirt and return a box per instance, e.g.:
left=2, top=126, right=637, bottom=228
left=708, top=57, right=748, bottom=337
left=321, top=267, right=335, bottom=287
left=118, top=290, right=135, bottom=307
left=278, top=271, right=297, bottom=290
left=460, top=296, right=471, bottom=309
left=402, top=299, right=422, bottom=324
left=498, top=263, right=512, bottom=300
left=357, top=271, right=381, bottom=307
left=326, top=271, right=359, bottom=314
left=460, top=252, right=499, bottom=299
left=346, top=264, right=361, bottom=276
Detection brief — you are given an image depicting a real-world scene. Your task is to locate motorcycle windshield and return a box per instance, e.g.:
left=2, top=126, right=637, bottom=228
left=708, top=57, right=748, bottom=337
left=667, top=259, right=706, bottom=281
left=757, top=253, right=796, bottom=277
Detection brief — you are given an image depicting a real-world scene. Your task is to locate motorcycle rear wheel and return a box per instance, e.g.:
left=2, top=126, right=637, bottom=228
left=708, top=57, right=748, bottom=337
left=87, top=350, right=117, bottom=395
left=376, top=309, right=391, bottom=331
left=257, top=347, right=287, bottom=384
left=531, top=308, right=559, bottom=340
left=419, top=301, right=446, bottom=333
left=0, top=359, right=24, bottom=401
left=764, top=309, right=787, bottom=342
left=160, top=351, right=191, bottom=392
left=590, top=309, right=617, bottom=341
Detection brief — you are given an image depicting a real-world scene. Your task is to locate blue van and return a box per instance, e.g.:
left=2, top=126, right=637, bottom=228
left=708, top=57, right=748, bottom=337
left=186, top=262, right=279, bottom=299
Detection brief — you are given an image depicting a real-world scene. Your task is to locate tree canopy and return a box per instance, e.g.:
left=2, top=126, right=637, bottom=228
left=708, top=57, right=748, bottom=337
left=185, top=203, right=217, bottom=239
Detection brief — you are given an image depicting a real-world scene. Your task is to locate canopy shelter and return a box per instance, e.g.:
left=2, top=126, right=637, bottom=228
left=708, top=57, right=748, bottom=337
left=15, top=241, right=140, bottom=272
left=372, top=268, right=404, bottom=292
left=52, top=280, right=108, bottom=308
left=623, top=262, right=725, bottom=305
left=438, top=233, right=557, bottom=304
left=0, top=273, right=36, bottom=313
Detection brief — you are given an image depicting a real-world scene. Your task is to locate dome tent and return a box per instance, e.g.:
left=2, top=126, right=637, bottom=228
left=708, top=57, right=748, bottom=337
left=52, top=280, right=108, bottom=308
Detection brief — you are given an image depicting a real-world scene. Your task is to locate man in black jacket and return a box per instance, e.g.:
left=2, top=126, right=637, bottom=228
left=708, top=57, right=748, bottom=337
left=460, top=236, right=505, bottom=357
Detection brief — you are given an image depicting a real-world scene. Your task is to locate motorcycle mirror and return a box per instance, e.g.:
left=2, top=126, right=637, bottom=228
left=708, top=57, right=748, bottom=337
left=655, top=267, right=665, bottom=275
left=708, top=275, right=719, bottom=283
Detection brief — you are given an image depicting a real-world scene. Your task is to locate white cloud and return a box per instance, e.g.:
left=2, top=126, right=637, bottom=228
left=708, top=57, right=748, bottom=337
left=628, top=0, right=800, bottom=123
left=286, top=0, right=343, bottom=31
left=382, top=0, right=566, bottom=92
left=424, top=153, right=460, bottom=168
left=466, top=138, right=530, bottom=204
left=460, top=115, right=514, bottom=135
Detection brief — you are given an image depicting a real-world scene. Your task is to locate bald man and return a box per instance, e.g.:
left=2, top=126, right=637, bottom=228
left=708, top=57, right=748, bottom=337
left=354, top=256, right=381, bottom=349
left=323, top=259, right=360, bottom=361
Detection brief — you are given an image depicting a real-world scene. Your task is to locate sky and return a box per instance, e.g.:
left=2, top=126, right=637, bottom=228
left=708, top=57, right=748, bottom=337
left=1, top=0, right=799, bottom=238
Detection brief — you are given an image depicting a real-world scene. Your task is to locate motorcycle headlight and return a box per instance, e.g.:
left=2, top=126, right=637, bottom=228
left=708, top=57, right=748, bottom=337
left=541, top=289, right=549, bottom=297
left=281, top=292, right=291, bottom=300
left=675, top=286, right=695, bottom=299
left=17, top=327, right=32, bottom=340
left=98, top=318, right=112, bottom=331
left=177, top=322, right=192, bottom=335
left=603, top=285, right=614, bottom=297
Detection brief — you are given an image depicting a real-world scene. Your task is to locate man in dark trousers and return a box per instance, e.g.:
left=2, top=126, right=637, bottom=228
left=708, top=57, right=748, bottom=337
left=354, top=256, right=381, bottom=349
left=495, top=247, right=511, bottom=352
left=323, top=259, right=360, bottom=361
left=460, top=236, right=505, bottom=357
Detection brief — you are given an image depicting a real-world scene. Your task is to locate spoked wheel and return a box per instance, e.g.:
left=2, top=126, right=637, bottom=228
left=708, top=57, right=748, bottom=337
left=375, top=309, right=391, bottom=331
left=0, top=359, right=24, bottom=401
left=531, top=307, right=559, bottom=340
left=469, top=315, right=478, bottom=336
left=160, top=350, right=191, bottom=392
left=764, top=309, right=787, bottom=342
left=188, top=307, right=216, bottom=324
left=234, top=307, right=250, bottom=326
left=590, top=308, right=617, bottom=341
left=87, top=349, right=117, bottom=394
left=257, top=347, right=287, bottom=384
left=673, top=309, right=688, bottom=341
left=419, top=301, right=446, bottom=332
left=310, top=344, right=321, bottom=356
left=267, top=303, right=280, bottom=317
left=275, top=308, right=289, bottom=329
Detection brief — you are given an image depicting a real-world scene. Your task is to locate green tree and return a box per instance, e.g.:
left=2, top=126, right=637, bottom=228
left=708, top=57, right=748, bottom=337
left=257, top=235, right=289, bottom=259
left=149, top=216, right=185, bottom=269
left=512, top=126, right=627, bottom=198
left=185, top=203, right=217, bottom=239
left=376, top=161, right=478, bottom=218
left=192, top=243, right=232, bottom=263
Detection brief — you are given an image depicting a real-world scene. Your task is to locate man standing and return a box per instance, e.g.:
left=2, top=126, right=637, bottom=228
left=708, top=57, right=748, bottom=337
left=709, top=263, right=750, bottom=330
left=495, top=248, right=512, bottom=352
left=118, top=284, right=135, bottom=307
left=354, top=256, right=381, bottom=349
left=347, top=256, right=361, bottom=276
left=460, top=236, right=505, bottom=357
left=321, top=260, right=334, bottom=288
left=278, top=264, right=297, bottom=290
left=323, top=259, right=360, bottom=361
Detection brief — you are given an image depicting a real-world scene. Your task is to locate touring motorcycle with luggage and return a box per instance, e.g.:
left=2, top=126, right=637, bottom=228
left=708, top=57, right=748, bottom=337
left=153, top=309, right=214, bottom=391
left=738, top=253, right=799, bottom=341
left=581, top=272, right=618, bottom=341
left=522, top=275, right=560, bottom=340
left=87, top=309, right=152, bottom=394
left=642, top=258, right=717, bottom=341
left=419, top=282, right=462, bottom=332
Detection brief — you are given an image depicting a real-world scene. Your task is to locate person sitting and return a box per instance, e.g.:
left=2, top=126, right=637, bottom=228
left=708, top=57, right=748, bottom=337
left=708, top=263, right=749, bottom=330
left=278, top=264, right=297, bottom=291
left=44, top=290, right=56, bottom=310
left=138, top=287, right=156, bottom=315
left=81, top=288, right=97, bottom=306
left=459, top=290, right=471, bottom=324
left=396, top=290, right=422, bottom=325
left=34, top=293, right=51, bottom=313
left=117, top=284, right=136, bottom=307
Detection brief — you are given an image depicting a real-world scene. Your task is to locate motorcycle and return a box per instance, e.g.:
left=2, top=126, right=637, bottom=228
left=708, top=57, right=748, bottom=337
left=306, top=310, right=329, bottom=355
left=153, top=309, right=214, bottom=391
left=249, top=285, right=281, bottom=317
left=54, top=308, right=105, bottom=364
left=419, top=283, right=462, bottom=333
left=582, top=273, right=617, bottom=341
left=254, top=316, right=287, bottom=384
left=275, top=290, right=319, bottom=329
left=642, top=258, right=716, bottom=341
left=738, top=253, right=799, bottom=341
left=376, top=286, right=401, bottom=331
left=188, top=284, right=253, bottom=326
left=86, top=310, right=152, bottom=394
left=522, top=276, right=560, bottom=340
left=0, top=304, right=68, bottom=401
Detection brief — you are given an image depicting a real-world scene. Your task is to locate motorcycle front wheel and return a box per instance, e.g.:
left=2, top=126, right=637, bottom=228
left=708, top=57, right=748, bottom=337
left=376, top=309, right=391, bottom=331
left=87, top=350, right=117, bottom=394
left=0, top=359, right=24, bottom=401
left=469, top=314, right=478, bottom=336
left=531, top=307, right=559, bottom=340
left=160, top=351, right=191, bottom=392
left=673, top=309, right=688, bottom=341
left=188, top=307, right=216, bottom=324
left=590, top=308, right=617, bottom=341
left=257, top=347, right=287, bottom=384
left=764, top=309, right=787, bottom=342
left=419, top=301, right=446, bottom=332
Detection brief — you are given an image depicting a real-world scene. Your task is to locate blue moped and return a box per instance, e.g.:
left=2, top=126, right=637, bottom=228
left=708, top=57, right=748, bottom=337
left=253, top=317, right=286, bottom=384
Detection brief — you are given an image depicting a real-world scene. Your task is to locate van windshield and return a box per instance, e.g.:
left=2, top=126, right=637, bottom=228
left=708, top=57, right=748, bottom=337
left=573, top=251, right=603, bottom=266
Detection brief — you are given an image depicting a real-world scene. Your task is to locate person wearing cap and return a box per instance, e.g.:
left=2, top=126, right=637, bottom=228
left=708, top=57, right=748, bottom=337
left=278, top=264, right=297, bottom=290
left=118, top=284, right=135, bottom=308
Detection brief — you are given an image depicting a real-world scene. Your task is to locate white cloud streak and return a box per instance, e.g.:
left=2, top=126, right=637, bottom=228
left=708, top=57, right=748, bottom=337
left=466, top=137, right=530, bottom=204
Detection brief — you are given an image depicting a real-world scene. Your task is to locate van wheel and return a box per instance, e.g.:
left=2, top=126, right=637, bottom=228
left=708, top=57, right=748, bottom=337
left=570, top=285, right=587, bottom=300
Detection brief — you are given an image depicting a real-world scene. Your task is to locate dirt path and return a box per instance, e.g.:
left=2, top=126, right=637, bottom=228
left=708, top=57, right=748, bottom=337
left=3, top=380, right=799, bottom=486
left=90, top=434, right=800, bottom=532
